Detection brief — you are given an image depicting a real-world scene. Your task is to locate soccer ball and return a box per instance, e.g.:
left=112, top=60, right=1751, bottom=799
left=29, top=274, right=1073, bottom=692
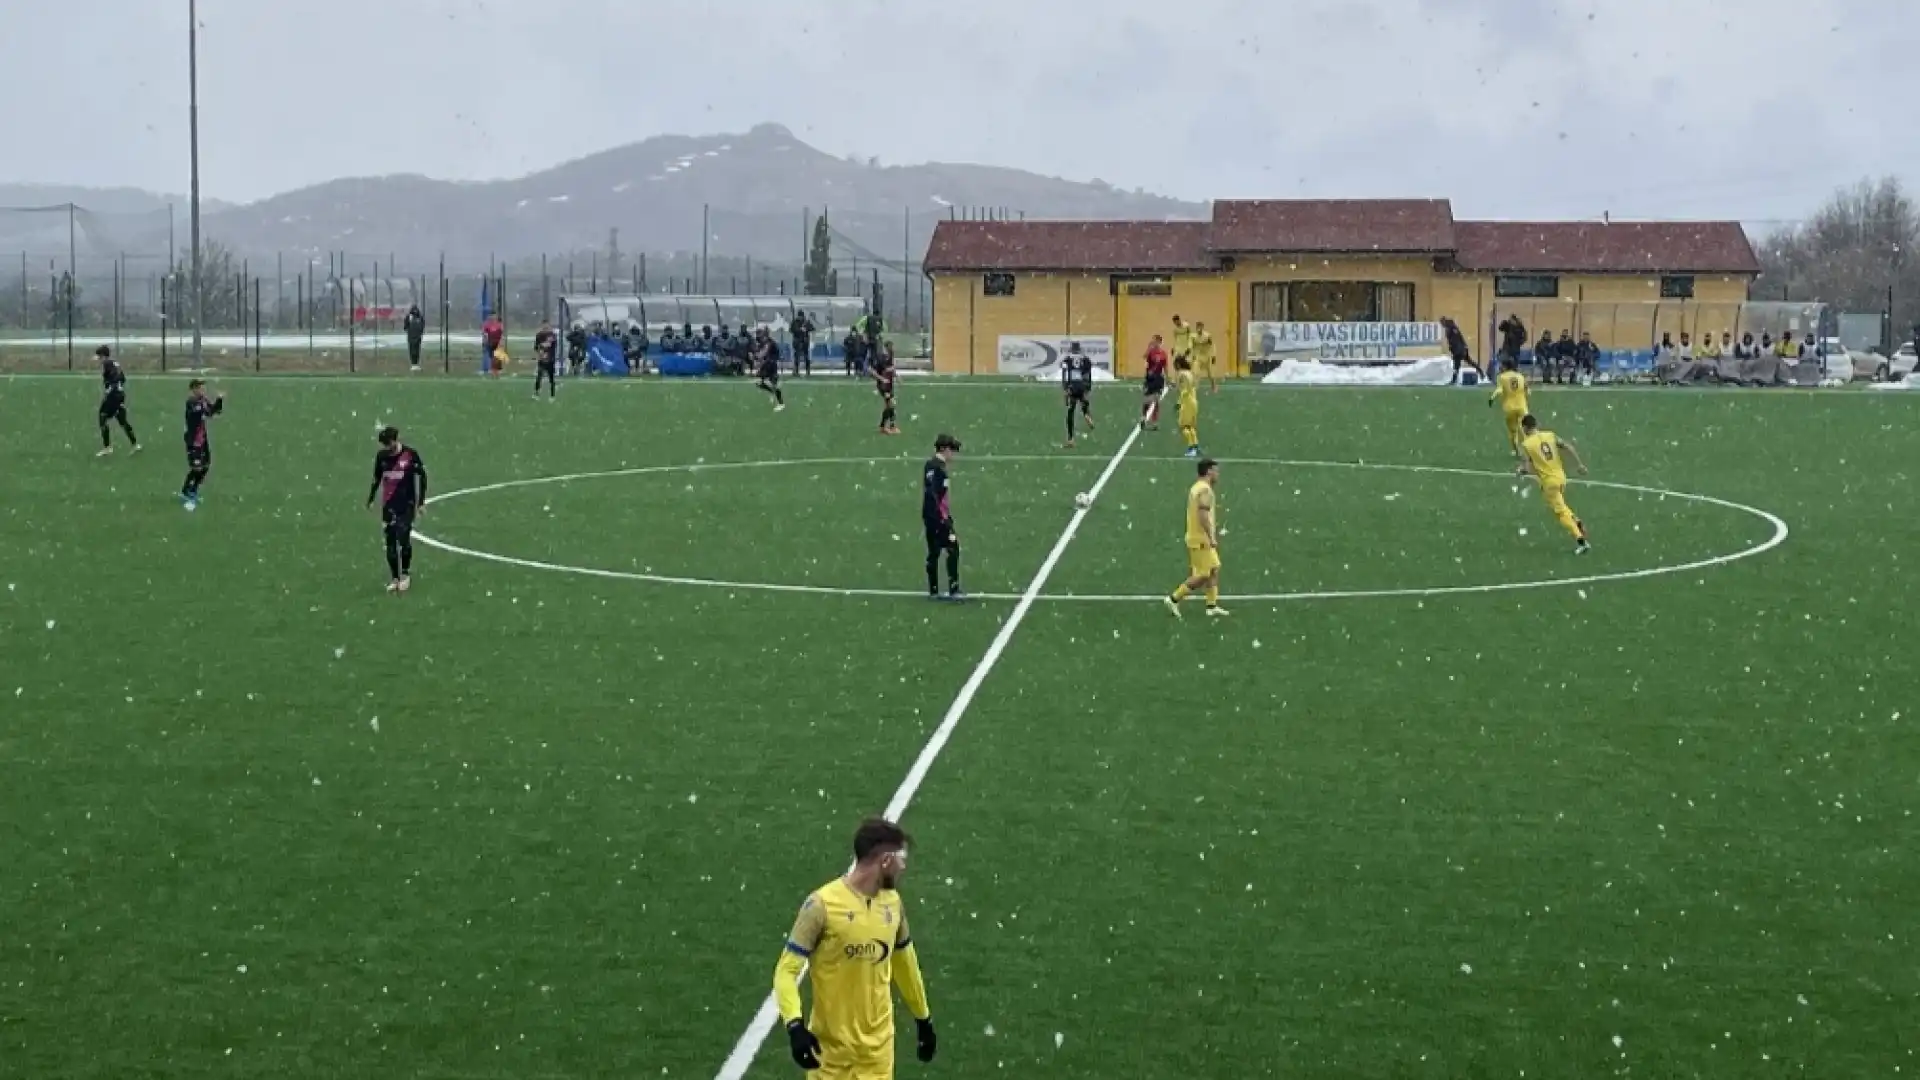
left=1074, top=492, right=1094, bottom=509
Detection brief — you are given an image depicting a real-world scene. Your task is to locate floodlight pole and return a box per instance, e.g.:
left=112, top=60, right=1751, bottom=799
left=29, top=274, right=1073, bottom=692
left=188, top=0, right=204, bottom=368
left=67, top=202, right=76, bottom=368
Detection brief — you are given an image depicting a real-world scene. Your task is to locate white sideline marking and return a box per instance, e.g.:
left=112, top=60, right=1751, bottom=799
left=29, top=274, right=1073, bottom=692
left=413, top=457, right=1790, bottom=604
left=708, top=417, right=1156, bottom=1080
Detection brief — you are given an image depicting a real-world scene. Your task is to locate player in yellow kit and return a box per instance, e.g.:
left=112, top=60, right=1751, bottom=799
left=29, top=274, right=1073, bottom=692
left=1165, top=456, right=1227, bottom=617
left=1516, top=414, right=1591, bottom=554
left=1174, top=357, right=1202, bottom=457
left=774, top=818, right=936, bottom=1079
left=1171, top=314, right=1194, bottom=370
left=1191, top=319, right=1219, bottom=392
left=1489, top=366, right=1530, bottom=457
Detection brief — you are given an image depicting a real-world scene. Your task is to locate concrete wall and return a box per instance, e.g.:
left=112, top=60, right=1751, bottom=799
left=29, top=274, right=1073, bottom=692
left=930, top=272, right=1115, bottom=374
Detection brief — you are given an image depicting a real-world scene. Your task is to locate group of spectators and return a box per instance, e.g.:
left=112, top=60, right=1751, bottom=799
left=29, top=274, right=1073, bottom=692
left=1653, top=329, right=1809, bottom=363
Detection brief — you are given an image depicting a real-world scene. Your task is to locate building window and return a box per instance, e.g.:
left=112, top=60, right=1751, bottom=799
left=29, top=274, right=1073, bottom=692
left=1248, top=283, right=1287, bottom=322
left=1660, top=275, right=1695, bottom=299
left=983, top=272, right=1016, bottom=297
left=1494, top=275, right=1559, bottom=298
left=1111, top=274, right=1172, bottom=296
left=1375, top=283, right=1415, bottom=322
left=1288, top=281, right=1377, bottom=322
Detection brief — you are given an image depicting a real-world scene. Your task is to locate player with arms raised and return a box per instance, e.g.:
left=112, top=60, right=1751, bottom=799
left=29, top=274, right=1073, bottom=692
left=774, top=817, right=937, bottom=1078
left=94, top=345, right=140, bottom=456
left=1516, top=414, right=1591, bottom=554
left=1140, top=334, right=1168, bottom=430
left=179, top=379, right=224, bottom=511
left=1489, top=364, right=1529, bottom=457
left=1165, top=457, right=1227, bottom=617
left=367, top=426, right=428, bottom=593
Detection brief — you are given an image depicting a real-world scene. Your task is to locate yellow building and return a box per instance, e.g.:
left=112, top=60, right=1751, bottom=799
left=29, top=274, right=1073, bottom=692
left=923, top=200, right=1760, bottom=375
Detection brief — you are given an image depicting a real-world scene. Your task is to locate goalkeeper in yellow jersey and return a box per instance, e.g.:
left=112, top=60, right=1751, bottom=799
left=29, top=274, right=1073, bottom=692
left=775, top=817, right=936, bottom=1078
left=1489, top=365, right=1530, bottom=457
left=1516, top=414, right=1591, bottom=554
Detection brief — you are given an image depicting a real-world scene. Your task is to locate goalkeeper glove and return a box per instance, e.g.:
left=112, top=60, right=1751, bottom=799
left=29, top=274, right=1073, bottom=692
left=915, top=1017, right=938, bottom=1063
left=786, top=1021, right=821, bottom=1070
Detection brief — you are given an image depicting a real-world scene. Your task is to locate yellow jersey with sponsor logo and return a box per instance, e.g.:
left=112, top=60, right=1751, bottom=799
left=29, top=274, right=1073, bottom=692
left=786, top=878, right=912, bottom=1059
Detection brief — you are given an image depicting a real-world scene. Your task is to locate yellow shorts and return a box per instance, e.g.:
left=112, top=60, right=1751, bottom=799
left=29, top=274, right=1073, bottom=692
left=1541, top=480, right=1570, bottom=515
left=815, top=1057, right=891, bottom=1080
left=1503, top=410, right=1525, bottom=441
left=1186, top=543, right=1220, bottom=578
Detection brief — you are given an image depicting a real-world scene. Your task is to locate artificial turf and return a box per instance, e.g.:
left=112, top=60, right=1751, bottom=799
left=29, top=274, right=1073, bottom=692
left=0, top=372, right=1914, bottom=1079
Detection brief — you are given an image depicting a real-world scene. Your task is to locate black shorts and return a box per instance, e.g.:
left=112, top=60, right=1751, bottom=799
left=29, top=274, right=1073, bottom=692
left=758, top=366, right=779, bottom=384
left=1067, top=382, right=1091, bottom=401
left=99, top=395, right=126, bottom=420
left=186, top=446, right=211, bottom=468
left=1144, top=373, right=1166, bottom=395
left=537, top=359, right=556, bottom=372
left=877, top=381, right=895, bottom=399
left=382, top=505, right=416, bottom=532
left=924, top=520, right=956, bottom=550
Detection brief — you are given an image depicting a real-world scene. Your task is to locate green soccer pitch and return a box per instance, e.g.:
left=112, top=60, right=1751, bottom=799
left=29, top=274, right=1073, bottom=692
left=2, top=373, right=1916, bottom=1079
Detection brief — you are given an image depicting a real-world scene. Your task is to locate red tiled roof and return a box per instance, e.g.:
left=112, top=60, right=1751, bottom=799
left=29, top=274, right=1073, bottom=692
left=923, top=220, right=1214, bottom=273
left=1209, top=199, right=1456, bottom=253
left=1453, top=221, right=1760, bottom=274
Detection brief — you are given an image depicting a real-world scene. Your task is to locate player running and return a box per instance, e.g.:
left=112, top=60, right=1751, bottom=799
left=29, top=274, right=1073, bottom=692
left=1174, top=356, right=1202, bottom=457
left=532, top=319, right=559, bottom=399
left=1516, top=414, right=1591, bottom=554
left=1140, top=334, right=1168, bottom=430
left=1489, top=364, right=1529, bottom=457
left=94, top=345, right=139, bottom=456
left=1060, top=341, right=1095, bottom=448
left=774, top=817, right=937, bottom=1078
left=368, top=426, right=428, bottom=594
left=873, top=345, right=900, bottom=434
left=755, top=329, right=786, bottom=411
left=1165, top=456, right=1227, bottom=617
left=922, top=433, right=964, bottom=601
left=1191, top=319, right=1219, bottom=393
left=179, top=379, right=224, bottom=511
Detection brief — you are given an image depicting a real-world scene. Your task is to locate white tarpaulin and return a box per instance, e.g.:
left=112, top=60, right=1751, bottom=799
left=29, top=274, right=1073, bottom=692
left=997, top=335, right=1118, bottom=380
left=1260, top=356, right=1456, bottom=386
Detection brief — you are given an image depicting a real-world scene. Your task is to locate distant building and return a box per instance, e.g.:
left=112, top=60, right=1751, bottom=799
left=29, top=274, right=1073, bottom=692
left=923, top=199, right=1760, bottom=375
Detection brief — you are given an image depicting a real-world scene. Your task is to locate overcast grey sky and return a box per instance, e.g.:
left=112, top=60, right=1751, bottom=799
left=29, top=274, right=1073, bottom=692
left=0, top=0, right=1908, bottom=222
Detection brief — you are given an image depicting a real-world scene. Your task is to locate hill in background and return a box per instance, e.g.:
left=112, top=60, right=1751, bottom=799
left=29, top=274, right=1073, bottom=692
left=3, top=124, right=1204, bottom=275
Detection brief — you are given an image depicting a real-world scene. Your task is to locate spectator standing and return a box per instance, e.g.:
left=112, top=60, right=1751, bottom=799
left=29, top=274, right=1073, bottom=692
left=1496, top=314, right=1527, bottom=375
left=1440, top=316, right=1477, bottom=384
left=790, top=311, right=815, bottom=376
left=403, top=304, right=426, bottom=372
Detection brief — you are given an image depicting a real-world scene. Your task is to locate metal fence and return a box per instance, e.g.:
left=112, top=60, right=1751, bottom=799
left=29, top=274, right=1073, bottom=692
left=0, top=248, right=932, bottom=371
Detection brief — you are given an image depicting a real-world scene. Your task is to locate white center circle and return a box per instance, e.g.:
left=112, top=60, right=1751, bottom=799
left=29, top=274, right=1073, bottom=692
left=411, top=456, right=1789, bottom=603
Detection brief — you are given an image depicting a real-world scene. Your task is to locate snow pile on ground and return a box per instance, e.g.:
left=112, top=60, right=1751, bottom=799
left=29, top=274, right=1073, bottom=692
left=1260, top=356, right=1455, bottom=387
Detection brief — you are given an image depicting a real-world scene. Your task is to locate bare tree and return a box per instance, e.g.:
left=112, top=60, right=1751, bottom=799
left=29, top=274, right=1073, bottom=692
left=1757, top=177, right=1920, bottom=344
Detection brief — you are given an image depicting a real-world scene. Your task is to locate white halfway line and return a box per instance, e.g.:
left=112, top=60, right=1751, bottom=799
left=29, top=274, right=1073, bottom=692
left=709, top=404, right=1161, bottom=1080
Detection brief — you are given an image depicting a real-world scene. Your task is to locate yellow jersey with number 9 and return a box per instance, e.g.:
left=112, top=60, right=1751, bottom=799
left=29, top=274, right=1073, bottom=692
left=1522, top=430, right=1568, bottom=486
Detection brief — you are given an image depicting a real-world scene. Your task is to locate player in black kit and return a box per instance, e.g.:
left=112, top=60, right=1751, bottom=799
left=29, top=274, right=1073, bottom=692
left=532, top=319, right=559, bottom=399
left=922, top=433, right=964, bottom=601
left=94, top=345, right=140, bottom=456
left=368, top=426, right=428, bottom=594
left=754, top=329, right=785, bottom=410
left=873, top=345, right=900, bottom=434
left=179, top=379, right=224, bottom=511
left=1060, top=342, right=1095, bottom=448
